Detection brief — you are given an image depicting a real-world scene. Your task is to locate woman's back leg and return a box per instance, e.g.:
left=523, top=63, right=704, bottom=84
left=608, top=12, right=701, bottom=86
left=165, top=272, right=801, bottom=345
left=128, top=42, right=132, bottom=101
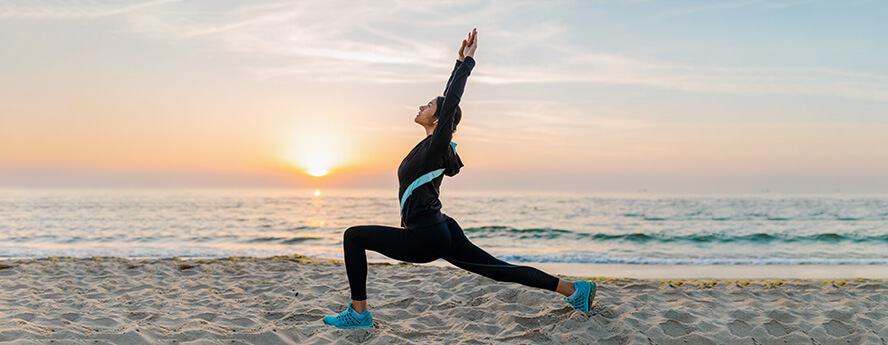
left=441, top=218, right=559, bottom=291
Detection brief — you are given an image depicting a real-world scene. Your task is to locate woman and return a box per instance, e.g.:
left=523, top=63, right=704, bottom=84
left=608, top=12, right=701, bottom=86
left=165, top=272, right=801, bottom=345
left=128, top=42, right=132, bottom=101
left=323, top=29, right=596, bottom=329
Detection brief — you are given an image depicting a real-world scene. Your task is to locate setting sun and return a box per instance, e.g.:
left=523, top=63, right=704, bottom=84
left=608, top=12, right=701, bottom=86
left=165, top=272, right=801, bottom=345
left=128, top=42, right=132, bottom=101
left=307, top=168, right=329, bottom=177
left=286, top=128, right=347, bottom=178
left=305, top=152, right=332, bottom=177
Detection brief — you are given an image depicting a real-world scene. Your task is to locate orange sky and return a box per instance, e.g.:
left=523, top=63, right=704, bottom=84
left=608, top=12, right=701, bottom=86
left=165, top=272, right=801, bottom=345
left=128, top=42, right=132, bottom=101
left=2, top=1, right=888, bottom=192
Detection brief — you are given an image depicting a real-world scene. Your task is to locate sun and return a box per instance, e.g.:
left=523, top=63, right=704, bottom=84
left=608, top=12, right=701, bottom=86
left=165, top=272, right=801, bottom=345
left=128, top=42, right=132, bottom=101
left=307, top=167, right=329, bottom=177
left=303, top=151, right=333, bottom=177
left=286, top=129, right=346, bottom=178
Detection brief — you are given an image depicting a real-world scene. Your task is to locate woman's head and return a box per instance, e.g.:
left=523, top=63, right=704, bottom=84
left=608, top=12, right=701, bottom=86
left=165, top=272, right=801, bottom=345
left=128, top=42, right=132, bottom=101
left=414, top=96, right=461, bottom=133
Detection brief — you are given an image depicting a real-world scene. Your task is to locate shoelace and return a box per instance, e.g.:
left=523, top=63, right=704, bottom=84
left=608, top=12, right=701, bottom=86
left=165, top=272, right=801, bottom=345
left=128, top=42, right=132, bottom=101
left=336, top=310, right=362, bottom=325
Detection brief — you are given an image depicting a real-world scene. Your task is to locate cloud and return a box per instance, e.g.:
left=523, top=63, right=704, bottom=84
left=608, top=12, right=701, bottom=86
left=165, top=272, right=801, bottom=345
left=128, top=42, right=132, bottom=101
left=123, top=1, right=471, bottom=77
left=453, top=98, right=657, bottom=149
left=473, top=49, right=888, bottom=101
left=762, top=0, right=815, bottom=10
left=0, top=0, right=178, bottom=19
left=145, top=1, right=883, bottom=102
left=8, top=1, right=887, bottom=101
left=658, top=0, right=763, bottom=17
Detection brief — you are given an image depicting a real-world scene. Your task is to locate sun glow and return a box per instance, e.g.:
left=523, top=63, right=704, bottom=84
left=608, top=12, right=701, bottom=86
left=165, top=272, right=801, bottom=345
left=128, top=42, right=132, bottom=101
left=304, top=151, right=332, bottom=177
left=307, top=168, right=329, bottom=177
left=286, top=128, right=347, bottom=177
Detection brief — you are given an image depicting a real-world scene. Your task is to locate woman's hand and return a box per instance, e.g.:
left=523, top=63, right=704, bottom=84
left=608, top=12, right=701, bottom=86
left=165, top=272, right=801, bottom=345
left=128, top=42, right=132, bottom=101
left=458, top=28, right=477, bottom=61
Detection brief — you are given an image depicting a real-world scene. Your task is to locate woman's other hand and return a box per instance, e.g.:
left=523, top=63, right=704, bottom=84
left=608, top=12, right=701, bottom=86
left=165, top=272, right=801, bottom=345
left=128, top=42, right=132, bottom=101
left=458, top=28, right=477, bottom=61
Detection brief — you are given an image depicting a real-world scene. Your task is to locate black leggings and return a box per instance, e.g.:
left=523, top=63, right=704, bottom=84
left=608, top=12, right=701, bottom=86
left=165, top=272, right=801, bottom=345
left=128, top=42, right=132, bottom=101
left=342, top=216, right=560, bottom=300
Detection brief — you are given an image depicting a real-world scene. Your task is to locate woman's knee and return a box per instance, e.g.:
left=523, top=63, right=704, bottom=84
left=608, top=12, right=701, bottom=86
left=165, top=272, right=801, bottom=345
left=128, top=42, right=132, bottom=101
left=343, top=226, right=363, bottom=243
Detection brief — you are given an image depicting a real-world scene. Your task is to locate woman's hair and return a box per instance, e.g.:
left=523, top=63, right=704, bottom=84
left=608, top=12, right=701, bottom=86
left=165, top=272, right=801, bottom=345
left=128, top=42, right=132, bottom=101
left=435, top=96, right=461, bottom=133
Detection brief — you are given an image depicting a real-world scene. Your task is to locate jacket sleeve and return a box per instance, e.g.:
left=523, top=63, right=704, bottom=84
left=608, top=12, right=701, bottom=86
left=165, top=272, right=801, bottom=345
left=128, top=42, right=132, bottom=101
left=443, top=59, right=462, bottom=97
left=430, top=56, right=474, bottom=154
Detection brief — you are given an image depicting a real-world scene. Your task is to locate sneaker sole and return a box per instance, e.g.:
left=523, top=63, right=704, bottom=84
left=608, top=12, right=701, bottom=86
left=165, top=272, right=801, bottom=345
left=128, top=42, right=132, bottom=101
left=323, top=319, right=373, bottom=329
left=329, top=324, right=373, bottom=329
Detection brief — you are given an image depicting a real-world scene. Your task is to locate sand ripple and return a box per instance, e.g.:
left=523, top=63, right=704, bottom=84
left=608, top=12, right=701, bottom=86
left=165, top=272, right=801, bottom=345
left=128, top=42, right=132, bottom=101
left=0, top=258, right=887, bottom=344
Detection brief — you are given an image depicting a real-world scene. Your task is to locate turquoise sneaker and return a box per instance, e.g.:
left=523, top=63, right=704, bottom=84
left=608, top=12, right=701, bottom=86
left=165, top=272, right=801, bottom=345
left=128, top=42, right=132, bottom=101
left=564, top=281, right=596, bottom=311
left=323, top=303, right=373, bottom=329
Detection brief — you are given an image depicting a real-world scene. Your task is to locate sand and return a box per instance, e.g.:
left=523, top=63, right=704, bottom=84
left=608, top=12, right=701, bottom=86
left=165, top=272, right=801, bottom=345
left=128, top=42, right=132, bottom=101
left=0, top=257, right=886, bottom=344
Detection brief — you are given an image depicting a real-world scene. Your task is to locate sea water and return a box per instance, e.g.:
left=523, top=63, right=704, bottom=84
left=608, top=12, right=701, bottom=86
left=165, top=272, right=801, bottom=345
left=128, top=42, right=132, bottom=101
left=2, top=188, right=887, bottom=266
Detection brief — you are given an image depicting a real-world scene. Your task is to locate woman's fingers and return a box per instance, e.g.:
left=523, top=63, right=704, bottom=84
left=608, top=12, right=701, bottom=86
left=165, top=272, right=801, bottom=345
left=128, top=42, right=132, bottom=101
left=461, top=28, right=478, bottom=58
left=465, top=28, right=477, bottom=47
left=465, top=32, right=476, bottom=49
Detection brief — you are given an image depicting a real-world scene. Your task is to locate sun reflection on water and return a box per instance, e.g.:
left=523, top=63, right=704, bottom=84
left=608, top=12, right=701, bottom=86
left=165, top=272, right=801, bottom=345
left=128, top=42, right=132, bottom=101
left=308, top=188, right=325, bottom=227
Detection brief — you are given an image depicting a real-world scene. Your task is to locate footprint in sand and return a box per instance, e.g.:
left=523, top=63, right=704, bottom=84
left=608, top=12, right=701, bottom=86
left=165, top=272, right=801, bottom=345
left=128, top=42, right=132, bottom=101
left=60, top=313, right=80, bottom=322
left=660, top=320, right=690, bottom=337
left=826, top=309, right=855, bottom=320
left=727, top=319, right=752, bottom=337
left=765, top=309, right=797, bottom=324
left=663, top=309, right=697, bottom=324
left=728, top=309, right=757, bottom=321
left=823, top=319, right=854, bottom=338
left=764, top=320, right=793, bottom=336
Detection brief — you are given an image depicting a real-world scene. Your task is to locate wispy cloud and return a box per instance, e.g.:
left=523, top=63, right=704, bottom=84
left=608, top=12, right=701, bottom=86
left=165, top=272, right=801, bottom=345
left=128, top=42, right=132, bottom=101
left=123, top=1, right=502, bottom=82
left=475, top=50, right=888, bottom=101
left=762, top=0, right=815, bottom=10
left=7, top=1, right=886, bottom=101
left=658, top=0, right=816, bottom=14
left=658, top=0, right=762, bottom=17
left=182, top=12, right=299, bottom=37
left=123, top=1, right=883, bottom=101
left=455, top=98, right=656, bottom=148
left=0, top=0, right=177, bottom=19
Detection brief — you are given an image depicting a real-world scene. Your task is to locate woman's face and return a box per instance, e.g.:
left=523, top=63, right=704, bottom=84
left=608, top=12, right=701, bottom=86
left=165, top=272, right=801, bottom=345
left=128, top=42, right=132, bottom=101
left=414, top=97, right=438, bottom=127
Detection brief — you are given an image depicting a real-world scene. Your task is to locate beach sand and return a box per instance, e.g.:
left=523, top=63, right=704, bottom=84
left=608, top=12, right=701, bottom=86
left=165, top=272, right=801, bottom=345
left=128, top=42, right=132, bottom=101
left=0, top=257, right=886, bottom=344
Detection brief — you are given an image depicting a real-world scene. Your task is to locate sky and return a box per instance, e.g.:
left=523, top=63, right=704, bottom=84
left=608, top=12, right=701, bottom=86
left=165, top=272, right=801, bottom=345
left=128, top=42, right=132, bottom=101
left=2, top=0, right=887, bottom=193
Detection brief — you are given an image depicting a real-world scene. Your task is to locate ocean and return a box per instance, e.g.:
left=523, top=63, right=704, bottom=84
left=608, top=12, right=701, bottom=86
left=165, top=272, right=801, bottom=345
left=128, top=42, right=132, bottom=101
left=2, top=188, right=887, bottom=266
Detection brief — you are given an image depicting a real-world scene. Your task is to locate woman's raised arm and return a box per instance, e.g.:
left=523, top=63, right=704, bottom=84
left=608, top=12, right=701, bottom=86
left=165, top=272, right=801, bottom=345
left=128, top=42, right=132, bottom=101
left=431, top=29, right=477, bottom=153
left=444, top=29, right=477, bottom=97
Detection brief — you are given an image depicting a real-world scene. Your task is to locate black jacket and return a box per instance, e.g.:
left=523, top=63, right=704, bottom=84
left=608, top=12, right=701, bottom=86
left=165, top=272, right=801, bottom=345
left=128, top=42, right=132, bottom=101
left=397, top=57, right=474, bottom=228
